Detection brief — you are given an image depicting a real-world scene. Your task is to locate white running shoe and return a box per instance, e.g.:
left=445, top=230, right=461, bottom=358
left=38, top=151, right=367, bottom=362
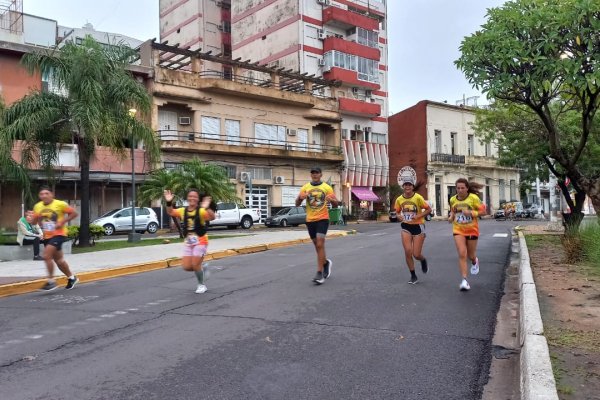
left=195, top=284, right=207, bottom=294
left=460, top=279, right=471, bottom=291
left=470, top=257, right=479, bottom=275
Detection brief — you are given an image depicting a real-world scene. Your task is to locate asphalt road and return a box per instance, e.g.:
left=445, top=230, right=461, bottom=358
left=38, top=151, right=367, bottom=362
left=0, top=220, right=519, bottom=400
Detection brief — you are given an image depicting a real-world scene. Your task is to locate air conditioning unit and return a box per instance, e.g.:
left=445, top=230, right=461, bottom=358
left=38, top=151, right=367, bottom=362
left=365, top=90, right=373, bottom=97
left=359, top=143, right=366, bottom=150
left=351, top=87, right=359, bottom=94
left=318, top=58, right=326, bottom=66
left=287, top=128, right=297, bottom=136
left=239, top=171, right=251, bottom=182
left=217, top=24, right=223, bottom=31
left=317, top=0, right=331, bottom=5
left=354, top=124, right=361, bottom=131
left=364, top=127, right=372, bottom=133
left=317, top=29, right=326, bottom=40
left=274, top=176, right=285, bottom=184
left=179, top=116, right=191, bottom=125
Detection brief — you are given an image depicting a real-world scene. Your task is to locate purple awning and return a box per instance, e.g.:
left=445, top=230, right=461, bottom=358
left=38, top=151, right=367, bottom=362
left=351, top=187, right=380, bottom=201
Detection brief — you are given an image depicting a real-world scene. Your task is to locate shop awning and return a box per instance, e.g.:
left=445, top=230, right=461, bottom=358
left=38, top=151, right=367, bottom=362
left=351, top=187, right=380, bottom=201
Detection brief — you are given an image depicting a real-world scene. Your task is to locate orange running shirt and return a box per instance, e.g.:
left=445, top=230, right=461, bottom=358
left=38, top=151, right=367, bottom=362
left=449, top=193, right=486, bottom=237
left=394, top=193, right=428, bottom=224
left=301, top=182, right=334, bottom=222
left=33, top=199, right=75, bottom=239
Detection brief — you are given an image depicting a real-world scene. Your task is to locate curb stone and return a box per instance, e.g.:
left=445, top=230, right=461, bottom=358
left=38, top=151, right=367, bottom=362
left=518, top=231, right=559, bottom=400
left=0, top=231, right=348, bottom=298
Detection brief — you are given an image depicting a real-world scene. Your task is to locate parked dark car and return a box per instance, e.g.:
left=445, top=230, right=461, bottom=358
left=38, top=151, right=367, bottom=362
left=265, top=207, right=306, bottom=227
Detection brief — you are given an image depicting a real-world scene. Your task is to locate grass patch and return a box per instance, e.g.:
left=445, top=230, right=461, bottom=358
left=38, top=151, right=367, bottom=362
left=550, top=353, right=575, bottom=395
left=524, top=234, right=561, bottom=250
left=72, top=234, right=244, bottom=254
left=546, top=326, right=600, bottom=352
left=579, top=222, right=600, bottom=271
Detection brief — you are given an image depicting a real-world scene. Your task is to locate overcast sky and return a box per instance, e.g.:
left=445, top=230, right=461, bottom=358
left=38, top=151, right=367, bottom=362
left=23, top=0, right=506, bottom=114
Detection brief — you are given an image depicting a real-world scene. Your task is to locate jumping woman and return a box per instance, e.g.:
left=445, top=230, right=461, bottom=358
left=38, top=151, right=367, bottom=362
left=165, top=188, right=215, bottom=293
left=448, top=178, right=486, bottom=291
left=394, top=180, right=431, bottom=284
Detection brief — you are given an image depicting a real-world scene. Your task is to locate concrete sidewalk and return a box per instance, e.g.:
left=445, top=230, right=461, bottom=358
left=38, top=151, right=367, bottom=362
left=0, top=229, right=348, bottom=291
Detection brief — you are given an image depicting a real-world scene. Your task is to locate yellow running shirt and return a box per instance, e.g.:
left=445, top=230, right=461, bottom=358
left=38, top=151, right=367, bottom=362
left=33, top=199, right=75, bottom=239
left=449, top=193, right=485, bottom=237
left=175, top=207, right=209, bottom=245
left=394, top=193, right=427, bottom=224
left=300, top=182, right=334, bottom=222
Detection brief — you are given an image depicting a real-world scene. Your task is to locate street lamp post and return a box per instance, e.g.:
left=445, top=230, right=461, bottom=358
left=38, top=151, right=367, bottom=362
left=127, top=108, right=141, bottom=243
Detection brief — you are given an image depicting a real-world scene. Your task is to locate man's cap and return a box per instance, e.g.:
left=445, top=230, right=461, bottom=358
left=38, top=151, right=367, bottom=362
left=310, top=167, right=322, bottom=173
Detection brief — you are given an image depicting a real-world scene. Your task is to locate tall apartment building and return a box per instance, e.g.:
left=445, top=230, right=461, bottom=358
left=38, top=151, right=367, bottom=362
left=160, top=0, right=389, bottom=211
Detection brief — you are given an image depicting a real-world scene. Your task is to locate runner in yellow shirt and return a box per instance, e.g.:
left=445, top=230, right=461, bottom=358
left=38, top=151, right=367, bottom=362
left=165, top=188, right=215, bottom=293
left=448, top=178, right=486, bottom=291
left=394, top=180, right=431, bottom=284
left=33, top=186, right=79, bottom=291
left=296, top=166, right=338, bottom=284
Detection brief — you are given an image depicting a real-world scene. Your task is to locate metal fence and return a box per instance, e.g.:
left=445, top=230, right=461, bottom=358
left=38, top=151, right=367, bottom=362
left=430, top=153, right=466, bottom=164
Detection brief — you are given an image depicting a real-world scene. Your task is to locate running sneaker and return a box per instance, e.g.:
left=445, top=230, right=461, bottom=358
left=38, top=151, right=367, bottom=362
left=460, top=279, right=471, bottom=291
left=33, top=256, right=44, bottom=261
left=323, top=259, right=332, bottom=279
left=195, top=284, right=208, bottom=294
left=470, top=258, right=480, bottom=275
left=313, top=271, right=325, bottom=285
left=421, top=258, right=428, bottom=274
left=65, top=276, right=79, bottom=290
left=408, top=275, right=419, bottom=285
left=40, top=280, right=57, bottom=291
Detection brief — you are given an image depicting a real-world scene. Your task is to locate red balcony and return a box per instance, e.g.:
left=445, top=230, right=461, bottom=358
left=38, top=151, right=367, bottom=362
left=323, top=36, right=379, bottom=60
left=339, top=97, right=381, bottom=117
left=323, top=67, right=380, bottom=90
left=322, top=6, right=379, bottom=31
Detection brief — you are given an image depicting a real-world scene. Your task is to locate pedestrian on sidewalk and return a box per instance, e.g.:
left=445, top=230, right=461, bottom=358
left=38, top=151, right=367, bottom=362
left=394, top=180, right=431, bottom=284
left=16, top=210, right=44, bottom=261
left=448, top=178, right=486, bottom=291
left=33, top=186, right=79, bottom=291
left=164, top=188, right=215, bottom=293
left=296, top=166, right=339, bottom=285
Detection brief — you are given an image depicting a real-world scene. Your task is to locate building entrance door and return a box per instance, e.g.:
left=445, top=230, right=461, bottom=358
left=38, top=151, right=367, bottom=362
left=246, top=185, right=269, bottom=222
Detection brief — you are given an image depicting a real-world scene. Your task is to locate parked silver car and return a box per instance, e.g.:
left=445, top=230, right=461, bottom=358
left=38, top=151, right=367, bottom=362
left=265, top=207, right=306, bottom=227
left=93, top=207, right=160, bottom=236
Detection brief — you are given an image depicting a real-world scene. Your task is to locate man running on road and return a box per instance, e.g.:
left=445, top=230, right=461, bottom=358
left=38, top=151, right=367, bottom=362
left=33, top=186, right=79, bottom=291
left=296, top=167, right=339, bottom=284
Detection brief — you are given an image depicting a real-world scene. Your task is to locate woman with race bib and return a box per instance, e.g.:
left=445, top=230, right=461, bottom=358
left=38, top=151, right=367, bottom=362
left=448, top=178, right=486, bottom=291
left=394, top=180, right=432, bottom=285
left=165, top=188, right=215, bottom=293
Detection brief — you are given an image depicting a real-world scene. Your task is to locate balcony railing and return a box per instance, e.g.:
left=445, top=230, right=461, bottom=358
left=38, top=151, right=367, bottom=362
left=158, top=130, right=342, bottom=155
left=430, top=153, right=465, bottom=164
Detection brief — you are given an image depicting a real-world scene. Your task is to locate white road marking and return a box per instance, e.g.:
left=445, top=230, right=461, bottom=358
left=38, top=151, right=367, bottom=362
left=24, top=335, right=43, bottom=340
left=368, top=233, right=387, bottom=237
left=58, top=325, right=75, bottom=330
left=113, top=311, right=127, bottom=315
left=73, top=321, right=88, bottom=326
left=127, top=308, right=139, bottom=311
left=86, top=318, right=102, bottom=322
left=493, top=233, right=509, bottom=238
left=100, top=314, right=116, bottom=318
left=5, top=339, right=24, bottom=344
left=146, top=302, right=159, bottom=306
left=156, top=299, right=171, bottom=303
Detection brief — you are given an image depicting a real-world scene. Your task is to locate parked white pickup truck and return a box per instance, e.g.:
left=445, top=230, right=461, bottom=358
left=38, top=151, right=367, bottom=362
left=208, top=202, right=261, bottom=229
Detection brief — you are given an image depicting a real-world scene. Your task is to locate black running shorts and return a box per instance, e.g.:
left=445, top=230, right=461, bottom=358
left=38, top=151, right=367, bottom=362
left=401, top=222, right=425, bottom=236
left=43, top=235, right=68, bottom=251
left=306, top=219, right=329, bottom=239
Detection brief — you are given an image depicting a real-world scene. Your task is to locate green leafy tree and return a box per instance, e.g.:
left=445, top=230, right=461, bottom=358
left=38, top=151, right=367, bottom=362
left=0, top=97, right=32, bottom=200
left=456, top=0, right=600, bottom=230
left=473, top=101, right=599, bottom=225
left=1, top=37, right=160, bottom=246
left=139, top=159, right=238, bottom=236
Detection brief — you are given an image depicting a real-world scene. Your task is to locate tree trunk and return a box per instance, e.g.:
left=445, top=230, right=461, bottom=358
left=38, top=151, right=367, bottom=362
left=557, top=180, right=585, bottom=234
left=78, top=143, right=92, bottom=247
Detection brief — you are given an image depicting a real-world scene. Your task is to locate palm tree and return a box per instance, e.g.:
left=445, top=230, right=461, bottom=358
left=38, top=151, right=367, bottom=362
left=139, top=159, right=238, bottom=236
left=1, top=36, right=160, bottom=246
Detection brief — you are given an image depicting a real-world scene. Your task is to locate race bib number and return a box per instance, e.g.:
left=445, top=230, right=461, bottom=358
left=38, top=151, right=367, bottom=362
left=403, top=212, right=416, bottom=222
left=185, top=234, right=199, bottom=245
left=455, top=213, right=473, bottom=224
left=42, top=221, right=56, bottom=232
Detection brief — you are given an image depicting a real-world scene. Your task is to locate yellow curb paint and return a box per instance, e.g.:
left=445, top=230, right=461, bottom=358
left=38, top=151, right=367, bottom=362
left=235, top=244, right=268, bottom=254
left=0, top=233, right=352, bottom=298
